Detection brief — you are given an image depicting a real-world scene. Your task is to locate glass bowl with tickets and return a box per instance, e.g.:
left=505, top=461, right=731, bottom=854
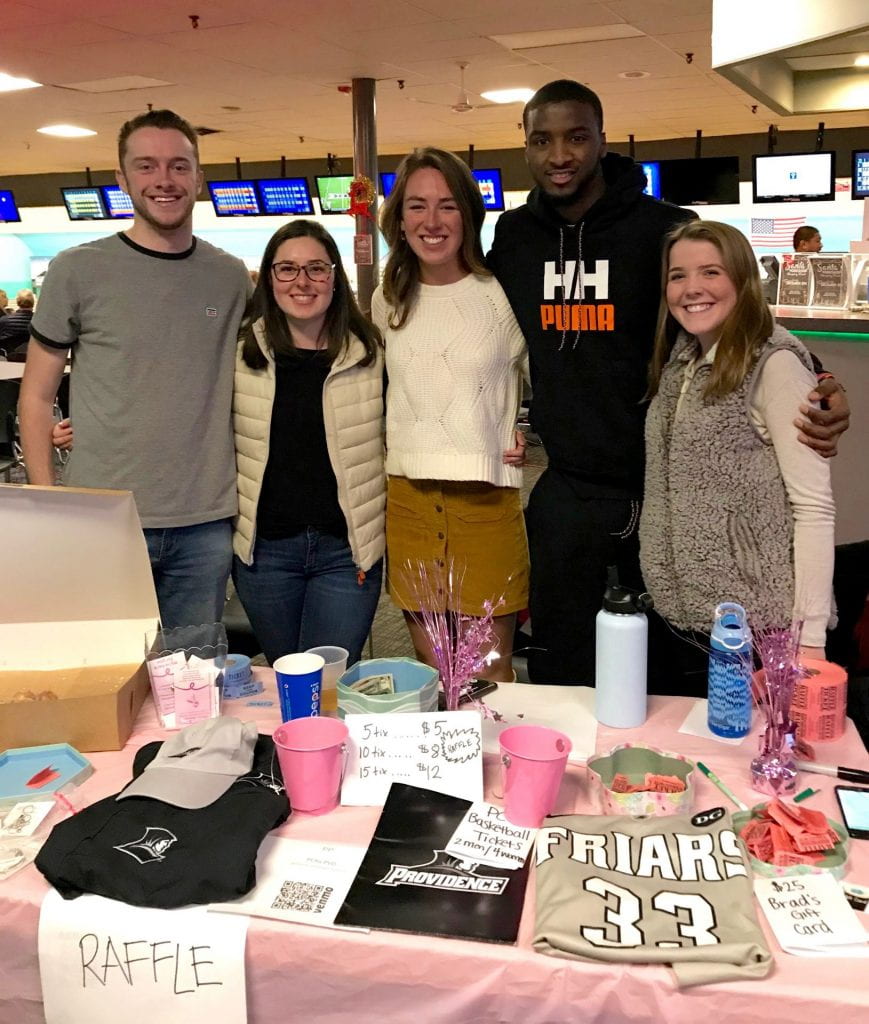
left=734, top=799, right=849, bottom=880
left=336, top=658, right=439, bottom=718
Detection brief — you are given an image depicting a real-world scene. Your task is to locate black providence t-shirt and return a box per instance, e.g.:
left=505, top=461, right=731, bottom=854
left=36, top=735, right=289, bottom=908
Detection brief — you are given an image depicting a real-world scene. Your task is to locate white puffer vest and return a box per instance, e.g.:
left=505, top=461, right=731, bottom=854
left=232, top=320, right=386, bottom=572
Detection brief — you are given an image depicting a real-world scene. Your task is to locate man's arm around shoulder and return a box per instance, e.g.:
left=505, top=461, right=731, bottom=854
left=19, top=340, right=68, bottom=484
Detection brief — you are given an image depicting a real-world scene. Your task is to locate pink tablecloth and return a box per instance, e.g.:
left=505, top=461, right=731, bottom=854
left=2, top=671, right=867, bottom=1023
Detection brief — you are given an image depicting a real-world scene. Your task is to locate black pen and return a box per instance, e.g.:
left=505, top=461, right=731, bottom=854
left=794, top=760, right=869, bottom=786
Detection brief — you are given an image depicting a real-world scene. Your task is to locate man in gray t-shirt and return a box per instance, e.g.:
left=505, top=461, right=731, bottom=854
left=20, top=109, right=250, bottom=629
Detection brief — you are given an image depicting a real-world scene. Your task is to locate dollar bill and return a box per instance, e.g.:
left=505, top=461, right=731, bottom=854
left=349, top=673, right=395, bottom=695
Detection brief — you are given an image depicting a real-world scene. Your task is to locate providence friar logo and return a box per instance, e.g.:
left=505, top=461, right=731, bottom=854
left=377, top=850, right=509, bottom=894
left=114, top=827, right=178, bottom=865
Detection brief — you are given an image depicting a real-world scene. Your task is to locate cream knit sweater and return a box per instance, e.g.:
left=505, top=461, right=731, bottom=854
left=372, top=274, right=529, bottom=488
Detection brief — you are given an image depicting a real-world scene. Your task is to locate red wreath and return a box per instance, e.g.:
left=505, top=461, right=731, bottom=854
left=348, top=175, right=376, bottom=221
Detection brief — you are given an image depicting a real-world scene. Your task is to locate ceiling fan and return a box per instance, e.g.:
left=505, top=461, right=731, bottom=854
left=407, top=62, right=496, bottom=113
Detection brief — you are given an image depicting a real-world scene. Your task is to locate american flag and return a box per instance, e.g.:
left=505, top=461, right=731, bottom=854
left=750, top=216, right=805, bottom=247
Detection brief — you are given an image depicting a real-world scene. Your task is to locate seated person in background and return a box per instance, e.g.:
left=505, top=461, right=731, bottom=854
left=232, top=220, right=385, bottom=667
left=640, top=220, right=835, bottom=696
left=0, top=289, right=35, bottom=355
left=794, top=226, right=822, bottom=253
left=0, top=289, right=8, bottom=316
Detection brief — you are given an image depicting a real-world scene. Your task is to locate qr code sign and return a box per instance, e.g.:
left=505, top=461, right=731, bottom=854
left=272, top=880, right=334, bottom=914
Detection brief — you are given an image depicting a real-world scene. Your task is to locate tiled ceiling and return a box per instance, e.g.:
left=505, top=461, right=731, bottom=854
left=1, top=0, right=866, bottom=175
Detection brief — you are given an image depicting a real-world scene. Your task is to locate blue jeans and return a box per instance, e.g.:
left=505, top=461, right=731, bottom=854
left=144, top=519, right=232, bottom=630
left=233, top=529, right=383, bottom=667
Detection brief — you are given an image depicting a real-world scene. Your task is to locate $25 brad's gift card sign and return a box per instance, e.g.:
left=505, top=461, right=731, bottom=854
left=342, top=711, right=483, bottom=806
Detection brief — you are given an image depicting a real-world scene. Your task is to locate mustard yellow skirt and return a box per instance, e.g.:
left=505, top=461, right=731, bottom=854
left=386, top=475, right=529, bottom=615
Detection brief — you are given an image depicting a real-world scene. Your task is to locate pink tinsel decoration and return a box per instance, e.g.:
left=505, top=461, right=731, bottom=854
left=750, top=622, right=805, bottom=794
left=402, top=559, right=505, bottom=711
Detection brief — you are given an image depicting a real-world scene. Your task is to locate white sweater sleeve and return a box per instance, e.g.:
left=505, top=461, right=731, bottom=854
left=751, top=350, right=835, bottom=647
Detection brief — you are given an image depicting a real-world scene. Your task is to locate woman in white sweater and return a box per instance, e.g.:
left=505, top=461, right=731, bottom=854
left=232, top=220, right=385, bottom=666
left=373, top=147, right=529, bottom=681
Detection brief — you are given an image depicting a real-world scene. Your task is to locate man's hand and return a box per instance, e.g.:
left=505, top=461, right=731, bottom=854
left=502, top=429, right=528, bottom=467
left=52, top=418, right=73, bottom=451
left=794, top=377, right=849, bottom=458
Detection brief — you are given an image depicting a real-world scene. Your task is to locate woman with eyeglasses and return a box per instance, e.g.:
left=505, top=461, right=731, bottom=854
left=374, top=147, right=529, bottom=683
left=232, top=219, right=385, bottom=666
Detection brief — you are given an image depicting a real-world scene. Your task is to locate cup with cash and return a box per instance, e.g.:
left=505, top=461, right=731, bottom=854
left=336, top=658, right=439, bottom=718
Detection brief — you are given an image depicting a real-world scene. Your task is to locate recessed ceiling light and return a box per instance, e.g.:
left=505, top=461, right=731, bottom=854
left=480, top=88, right=535, bottom=104
left=37, top=124, right=97, bottom=138
left=618, top=71, right=651, bottom=79
left=855, top=55, right=869, bottom=67
left=0, top=71, right=42, bottom=93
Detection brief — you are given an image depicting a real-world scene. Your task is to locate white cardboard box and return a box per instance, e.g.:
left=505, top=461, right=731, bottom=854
left=0, top=484, right=159, bottom=751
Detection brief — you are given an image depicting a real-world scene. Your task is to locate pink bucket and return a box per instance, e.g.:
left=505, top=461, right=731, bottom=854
left=273, top=717, right=349, bottom=815
left=500, top=724, right=572, bottom=827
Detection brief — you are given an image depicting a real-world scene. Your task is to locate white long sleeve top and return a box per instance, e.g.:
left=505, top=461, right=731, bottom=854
left=372, top=273, right=529, bottom=488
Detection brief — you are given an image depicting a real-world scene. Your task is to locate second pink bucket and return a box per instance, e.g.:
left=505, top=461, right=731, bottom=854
left=500, top=724, right=572, bottom=827
left=273, top=716, right=349, bottom=815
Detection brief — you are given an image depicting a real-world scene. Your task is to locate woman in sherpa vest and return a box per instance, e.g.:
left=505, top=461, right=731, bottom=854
left=639, top=220, right=834, bottom=695
left=232, top=220, right=385, bottom=666
left=373, top=147, right=529, bottom=683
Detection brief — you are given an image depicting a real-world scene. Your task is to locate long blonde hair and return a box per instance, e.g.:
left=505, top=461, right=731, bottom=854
left=647, top=220, right=773, bottom=400
left=379, top=147, right=490, bottom=328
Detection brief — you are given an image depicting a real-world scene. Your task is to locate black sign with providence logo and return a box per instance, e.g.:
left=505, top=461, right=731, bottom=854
left=335, top=783, right=529, bottom=943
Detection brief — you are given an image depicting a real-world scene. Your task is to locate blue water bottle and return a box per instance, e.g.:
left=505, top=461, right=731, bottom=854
left=707, top=602, right=752, bottom=738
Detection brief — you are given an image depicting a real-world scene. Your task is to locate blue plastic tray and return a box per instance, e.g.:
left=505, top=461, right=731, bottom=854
left=0, top=743, right=94, bottom=804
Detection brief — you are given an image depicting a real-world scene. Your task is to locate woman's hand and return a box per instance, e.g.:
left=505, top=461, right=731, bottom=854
left=798, top=645, right=826, bottom=663
left=52, top=418, right=73, bottom=451
left=502, top=429, right=527, bottom=467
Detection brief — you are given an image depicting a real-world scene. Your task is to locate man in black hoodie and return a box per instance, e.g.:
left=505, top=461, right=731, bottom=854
left=489, top=79, right=848, bottom=687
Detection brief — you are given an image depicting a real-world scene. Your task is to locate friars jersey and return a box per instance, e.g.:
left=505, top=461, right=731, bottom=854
left=533, top=809, right=772, bottom=987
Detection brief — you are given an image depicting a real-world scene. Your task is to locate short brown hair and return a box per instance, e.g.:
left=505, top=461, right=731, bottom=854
left=118, top=109, right=200, bottom=168
left=648, top=220, right=773, bottom=401
left=380, top=147, right=489, bottom=328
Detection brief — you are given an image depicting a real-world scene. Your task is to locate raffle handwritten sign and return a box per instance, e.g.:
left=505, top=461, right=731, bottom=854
left=38, top=889, right=249, bottom=1023
left=342, top=711, right=483, bottom=805
left=754, top=874, right=869, bottom=957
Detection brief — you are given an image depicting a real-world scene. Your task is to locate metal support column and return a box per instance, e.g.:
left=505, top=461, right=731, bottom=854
left=351, top=77, right=378, bottom=314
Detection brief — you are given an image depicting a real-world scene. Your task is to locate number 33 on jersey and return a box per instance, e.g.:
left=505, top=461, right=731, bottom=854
left=533, top=809, right=773, bottom=987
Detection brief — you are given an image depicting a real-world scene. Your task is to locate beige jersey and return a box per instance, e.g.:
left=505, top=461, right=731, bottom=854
left=534, top=808, right=772, bottom=987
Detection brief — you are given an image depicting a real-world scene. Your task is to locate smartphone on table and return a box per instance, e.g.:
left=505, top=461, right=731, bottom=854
left=835, top=785, right=869, bottom=839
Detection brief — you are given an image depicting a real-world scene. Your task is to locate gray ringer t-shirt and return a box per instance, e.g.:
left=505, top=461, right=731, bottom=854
left=32, top=233, right=250, bottom=528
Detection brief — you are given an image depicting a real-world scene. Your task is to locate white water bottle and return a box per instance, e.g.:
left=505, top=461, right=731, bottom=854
left=594, top=566, right=653, bottom=728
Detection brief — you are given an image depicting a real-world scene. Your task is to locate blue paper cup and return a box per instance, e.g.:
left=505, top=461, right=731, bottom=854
left=273, top=653, right=324, bottom=722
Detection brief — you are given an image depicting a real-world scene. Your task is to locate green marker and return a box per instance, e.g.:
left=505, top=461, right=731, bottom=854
left=696, top=761, right=749, bottom=812
left=793, top=787, right=819, bottom=803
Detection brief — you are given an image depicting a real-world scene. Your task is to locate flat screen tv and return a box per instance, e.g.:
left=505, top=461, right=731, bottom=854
left=752, top=151, right=835, bottom=203
left=255, top=177, right=314, bottom=216
left=380, top=171, right=397, bottom=198
left=640, top=161, right=661, bottom=200
left=100, top=184, right=134, bottom=219
left=207, top=180, right=261, bottom=217
left=0, top=188, right=21, bottom=223
left=658, top=156, right=740, bottom=205
left=315, top=175, right=353, bottom=214
left=61, top=186, right=107, bottom=220
left=471, top=168, right=505, bottom=212
left=852, top=150, right=869, bottom=200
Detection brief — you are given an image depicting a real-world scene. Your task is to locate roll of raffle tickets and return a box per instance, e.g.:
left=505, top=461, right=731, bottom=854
left=790, top=659, right=847, bottom=742
left=222, top=653, right=262, bottom=700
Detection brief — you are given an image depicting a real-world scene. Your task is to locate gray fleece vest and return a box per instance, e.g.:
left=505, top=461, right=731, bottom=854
left=640, top=324, right=813, bottom=633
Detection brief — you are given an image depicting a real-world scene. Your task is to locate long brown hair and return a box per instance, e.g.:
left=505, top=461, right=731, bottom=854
left=380, top=147, right=490, bottom=328
left=240, top=219, right=381, bottom=370
left=647, top=220, right=773, bottom=400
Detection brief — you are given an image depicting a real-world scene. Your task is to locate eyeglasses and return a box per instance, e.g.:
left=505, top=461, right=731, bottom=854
left=270, top=260, right=335, bottom=283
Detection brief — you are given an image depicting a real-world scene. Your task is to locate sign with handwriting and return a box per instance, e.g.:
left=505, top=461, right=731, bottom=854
left=446, top=802, right=536, bottom=869
left=342, top=711, right=483, bottom=806
left=754, top=874, right=869, bottom=957
left=39, top=890, right=249, bottom=1023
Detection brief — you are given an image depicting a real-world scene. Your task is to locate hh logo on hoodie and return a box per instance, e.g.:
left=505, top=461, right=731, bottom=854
left=540, top=258, right=615, bottom=332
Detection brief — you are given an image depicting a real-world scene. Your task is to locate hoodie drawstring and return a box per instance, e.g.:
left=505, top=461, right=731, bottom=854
left=557, top=221, right=585, bottom=352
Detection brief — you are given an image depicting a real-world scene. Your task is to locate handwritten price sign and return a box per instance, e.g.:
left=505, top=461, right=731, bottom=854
left=342, top=711, right=484, bottom=806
